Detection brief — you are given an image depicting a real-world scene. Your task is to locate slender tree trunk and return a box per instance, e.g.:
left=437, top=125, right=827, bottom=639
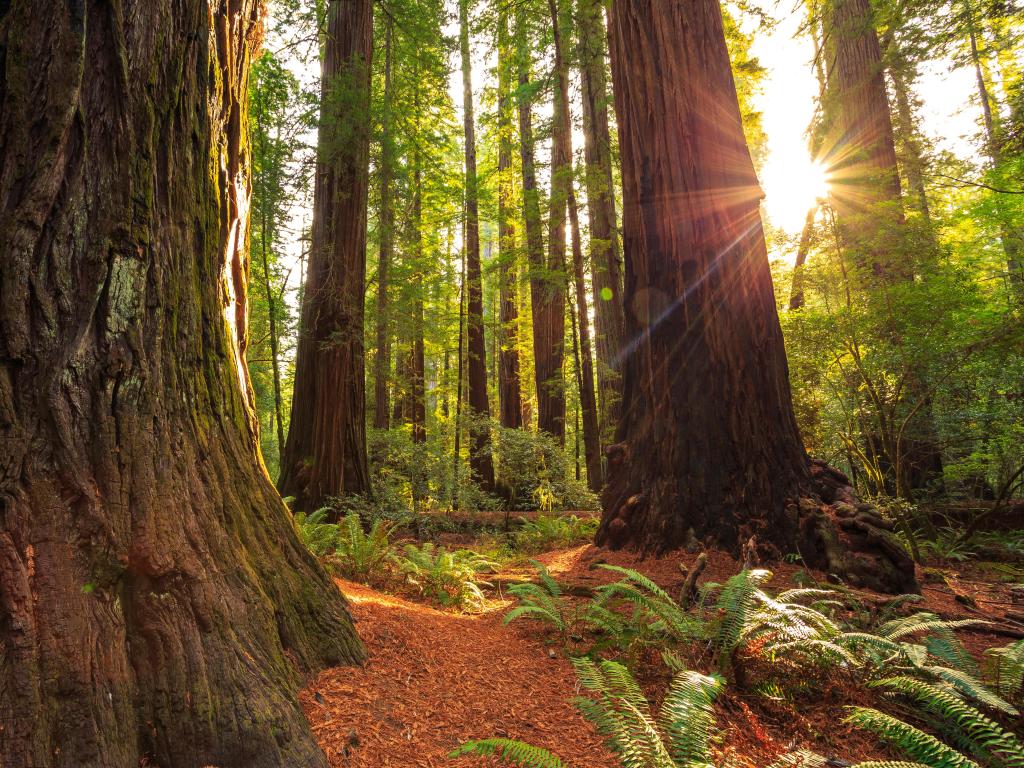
left=259, top=209, right=288, bottom=455
left=279, top=0, right=373, bottom=514
left=0, top=2, right=363, bottom=766
left=515, top=7, right=564, bottom=442
left=374, top=16, right=395, bottom=430
left=886, top=55, right=933, bottom=225
left=411, top=124, right=427, bottom=448
left=459, top=0, right=496, bottom=490
left=453, top=231, right=468, bottom=508
left=578, top=0, right=625, bottom=432
left=597, top=0, right=915, bottom=594
left=551, top=0, right=602, bottom=490
left=788, top=205, right=819, bottom=311
left=497, top=7, right=524, bottom=430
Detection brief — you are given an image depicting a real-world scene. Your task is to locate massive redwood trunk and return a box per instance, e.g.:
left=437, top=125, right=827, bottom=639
left=278, top=0, right=373, bottom=513
left=0, top=2, right=363, bottom=766
left=597, top=0, right=915, bottom=594
left=459, top=0, right=496, bottom=490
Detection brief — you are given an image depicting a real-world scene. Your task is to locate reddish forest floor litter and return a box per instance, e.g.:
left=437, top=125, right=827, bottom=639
left=303, top=544, right=1021, bottom=767
left=301, top=579, right=619, bottom=767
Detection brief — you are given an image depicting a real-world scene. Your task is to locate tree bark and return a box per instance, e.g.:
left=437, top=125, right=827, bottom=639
left=0, top=2, right=364, bottom=766
left=551, top=0, right=602, bottom=491
left=788, top=205, right=819, bottom=311
left=373, top=16, right=395, bottom=430
left=597, top=0, right=915, bottom=594
left=459, top=0, right=496, bottom=490
left=497, top=6, right=525, bottom=430
left=279, top=0, right=373, bottom=514
left=577, top=0, right=625, bottom=432
left=515, top=7, right=565, bottom=442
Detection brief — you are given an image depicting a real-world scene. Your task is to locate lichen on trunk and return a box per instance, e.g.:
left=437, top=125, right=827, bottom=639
left=0, top=2, right=363, bottom=766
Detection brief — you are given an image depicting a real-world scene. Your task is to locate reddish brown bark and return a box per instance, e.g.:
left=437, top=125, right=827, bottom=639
left=459, top=0, right=496, bottom=490
left=551, top=0, right=602, bottom=491
left=515, top=8, right=565, bottom=443
left=497, top=7, right=525, bottom=430
left=373, top=16, right=395, bottom=430
left=0, top=1, right=363, bottom=765
left=578, top=0, right=625, bottom=431
left=597, top=0, right=915, bottom=594
left=279, top=0, right=373, bottom=514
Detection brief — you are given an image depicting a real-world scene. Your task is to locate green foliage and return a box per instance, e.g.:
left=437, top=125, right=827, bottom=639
left=845, top=707, right=980, bottom=768
left=986, top=638, right=1024, bottom=702
left=513, top=514, right=599, bottom=553
left=503, top=561, right=571, bottom=635
left=492, top=424, right=600, bottom=512
left=398, top=543, right=496, bottom=610
left=451, top=739, right=564, bottom=767
left=333, top=512, right=397, bottom=583
left=869, top=677, right=1024, bottom=767
left=293, top=510, right=340, bottom=557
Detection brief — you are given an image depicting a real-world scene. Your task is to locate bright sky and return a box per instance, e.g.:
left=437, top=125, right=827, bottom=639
left=751, top=5, right=982, bottom=237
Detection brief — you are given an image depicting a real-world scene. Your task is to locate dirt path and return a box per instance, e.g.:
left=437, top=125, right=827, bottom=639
left=301, top=579, right=617, bottom=768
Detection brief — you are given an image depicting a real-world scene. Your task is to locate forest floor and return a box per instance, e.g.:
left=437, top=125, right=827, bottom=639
left=302, top=536, right=1023, bottom=767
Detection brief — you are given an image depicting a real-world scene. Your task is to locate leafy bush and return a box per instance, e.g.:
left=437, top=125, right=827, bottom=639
left=398, top=543, right=496, bottom=610
left=513, top=514, right=599, bottom=553
left=332, top=511, right=397, bottom=583
left=491, top=423, right=599, bottom=512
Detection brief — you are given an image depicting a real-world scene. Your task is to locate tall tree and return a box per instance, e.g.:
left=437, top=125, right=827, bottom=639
left=497, top=5, right=525, bottom=429
left=596, top=0, right=915, bottom=594
left=459, top=0, right=496, bottom=489
left=515, top=5, right=565, bottom=440
left=279, top=0, right=374, bottom=513
left=577, top=0, right=625, bottom=431
left=550, top=0, right=602, bottom=490
left=374, top=15, right=395, bottom=430
left=0, top=1, right=363, bottom=765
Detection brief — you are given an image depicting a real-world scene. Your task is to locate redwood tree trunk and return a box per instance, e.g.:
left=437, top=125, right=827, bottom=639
left=597, top=0, right=915, bottom=594
left=374, top=16, right=395, bottom=430
left=578, top=0, right=625, bottom=432
left=552, top=0, right=602, bottom=491
left=515, top=8, right=565, bottom=442
left=459, top=0, right=496, bottom=490
left=497, top=6, right=524, bottom=430
left=279, top=0, right=373, bottom=513
left=0, top=2, right=363, bottom=766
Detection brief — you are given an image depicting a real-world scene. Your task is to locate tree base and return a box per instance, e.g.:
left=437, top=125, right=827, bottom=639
left=798, top=460, right=919, bottom=594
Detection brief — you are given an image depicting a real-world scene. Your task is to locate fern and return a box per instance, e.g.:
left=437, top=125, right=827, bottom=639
left=294, top=510, right=340, bottom=557
left=333, top=511, right=396, bottom=582
left=878, top=613, right=985, bottom=676
left=871, top=677, right=1024, bottom=767
left=985, top=639, right=1024, bottom=701
left=593, top=565, right=705, bottom=647
left=765, top=751, right=830, bottom=767
left=922, top=665, right=1018, bottom=716
left=398, top=543, right=496, bottom=610
left=450, top=739, right=564, bottom=767
left=706, top=568, right=774, bottom=671
left=845, top=707, right=980, bottom=768
left=504, top=561, right=569, bottom=633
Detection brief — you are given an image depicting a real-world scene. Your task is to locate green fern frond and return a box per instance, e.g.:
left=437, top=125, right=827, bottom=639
left=659, top=669, right=722, bottom=766
left=923, top=665, right=1019, bottom=716
left=450, top=739, right=564, bottom=767
left=852, top=763, right=934, bottom=767
left=871, top=677, right=1024, bottom=766
left=845, top=707, right=980, bottom=767
left=986, top=639, right=1024, bottom=699
left=711, top=568, right=773, bottom=664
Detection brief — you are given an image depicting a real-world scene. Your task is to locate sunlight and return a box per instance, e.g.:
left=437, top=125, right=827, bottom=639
left=760, top=151, right=830, bottom=235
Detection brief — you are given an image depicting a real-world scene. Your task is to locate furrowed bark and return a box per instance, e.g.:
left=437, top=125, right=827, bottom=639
left=597, top=0, right=916, bottom=594
left=0, top=2, right=363, bottom=766
left=279, top=0, right=373, bottom=513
